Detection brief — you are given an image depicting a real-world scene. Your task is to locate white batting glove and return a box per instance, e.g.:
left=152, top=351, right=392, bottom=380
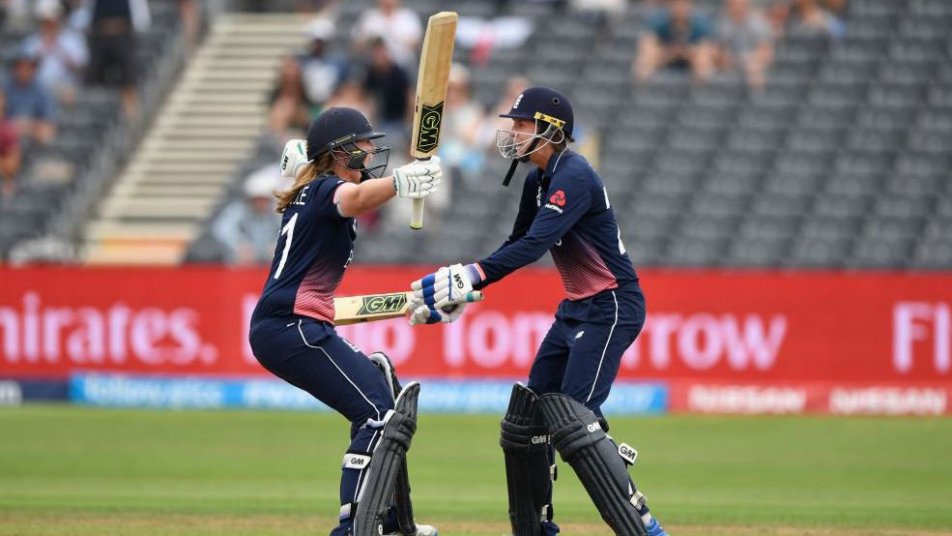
left=392, top=157, right=442, bottom=199
left=280, top=139, right=310, bottom=178
left=411, top=263, right=484, bottom=310
left=409, top=302, right=468, bottom=325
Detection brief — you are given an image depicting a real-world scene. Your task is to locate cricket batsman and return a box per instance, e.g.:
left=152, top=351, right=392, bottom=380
left=249, top=107, right=446, bottom=536
left=409, top=87, right=669, bottom=536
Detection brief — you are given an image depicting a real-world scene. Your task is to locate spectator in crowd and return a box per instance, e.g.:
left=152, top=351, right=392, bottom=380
left=785, top=0, right=845, bottom=39
left=0, top=0, right=32, bottom=30
left=268, top=55, right=314, bottom=136
left=352, top=0, right=422, bottom=68
left=64, top=0, right=93, bottom=31
left=178, top=0, right=201, bottom=50
left=86, top=0, right=151, bottom=122
left=716, top=0, right=774, bottom=90
left=212, top=166, right=283, bottom=266
left=324, top=79, right=373, bottom=120
left=4, top=51, right=57, bottom=144
left=298, top=18, right=347, bottom=111
left=362, top=37, right=411, bottom=143
left=21, top=0, right=89, bottom=105
left=634, top=0, right=715, bottom=84
left=0, top=89, right=22, bottom=199
left=439, top=64, right=487, bottom=186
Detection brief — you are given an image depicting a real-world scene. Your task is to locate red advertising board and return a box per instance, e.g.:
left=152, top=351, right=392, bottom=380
left=1, top=267, right=950, bottom=391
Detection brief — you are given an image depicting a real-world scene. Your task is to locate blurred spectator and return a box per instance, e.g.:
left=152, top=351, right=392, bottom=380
left=439, top=64, right=487, bottom=185
left=324, top=80, right=373, bottom=119
left=178, top=0, right=201, bottom=50
left=716, top=0, right=774, bottom=90
left=21, top=0, right=89, bottom=105
left=212, top=166, right=283, bottom=266
left=4, top=51, right=57, bottom=144
left=0, top=90, right=21, bottom=199
left=86, top=0, right=151, bottom=122
left=362, top=37, right=410, bottom=143
left=352, top=0, right=422, bottom=68
left=785, top=0, right=845, bottom=39
left=0, top=0, right=32, bottom=30
left=298, top=18, right=348, bottom=110
left=268, top=55, right=314, bottom=136
left=571, top=0, right=626, bottom=30
left=64, top=0, right=93, bottom=31
left=634, top=0, right=715, bottom=84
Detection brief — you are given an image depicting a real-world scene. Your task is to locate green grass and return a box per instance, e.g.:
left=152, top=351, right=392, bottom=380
left=1, top=405, right=951, bottom=535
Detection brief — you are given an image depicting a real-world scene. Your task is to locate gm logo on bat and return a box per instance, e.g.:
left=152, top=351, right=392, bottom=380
left=416, top=102, right=444, bottom=153
left=357, top=293, right=408, bottom=315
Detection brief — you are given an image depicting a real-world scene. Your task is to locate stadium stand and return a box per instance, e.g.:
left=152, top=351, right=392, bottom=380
left=2, top=0, right=949, bottom=269
left=0, top=0, right=188, bottom=263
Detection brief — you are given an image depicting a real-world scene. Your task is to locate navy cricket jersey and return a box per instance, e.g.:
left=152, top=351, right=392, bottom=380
left=476, top=150, right=639, bottom=300
left=252, top=175, right=356, bottom=324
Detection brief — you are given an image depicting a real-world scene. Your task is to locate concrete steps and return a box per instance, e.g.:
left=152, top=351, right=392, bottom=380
left=82, top=13, right=306, bottom=265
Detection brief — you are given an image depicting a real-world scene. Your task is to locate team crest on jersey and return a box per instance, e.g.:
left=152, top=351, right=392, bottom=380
left=544, top=189, right=566, bottom=214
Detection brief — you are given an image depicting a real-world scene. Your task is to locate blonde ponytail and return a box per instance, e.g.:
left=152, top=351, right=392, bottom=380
left=275, top=153, right=334, bottom=213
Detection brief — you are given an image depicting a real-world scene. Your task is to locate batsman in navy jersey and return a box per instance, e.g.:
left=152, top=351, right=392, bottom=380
left=249, top=108, right=443, bottom=536
left=410, top=88, right=668, bottom=536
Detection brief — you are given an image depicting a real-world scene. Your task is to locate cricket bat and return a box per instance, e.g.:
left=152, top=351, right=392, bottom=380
left=409, top=11, right=458, bottom=230
left=334, top=289, right=483, bottom=325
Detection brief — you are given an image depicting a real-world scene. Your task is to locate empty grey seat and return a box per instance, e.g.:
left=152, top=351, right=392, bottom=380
left=850, top=236, right=915, bottom=268
left=726, top=238, right=788, bottom=267
left=910, top=236, right=952, bottom=269
left=872, top=195, right=931, bottom=220
left=752, top=192, right=812, bottom=218
left=677, top=215, right=737, bottom=241
left=702, top=172, right=760, bottom=196
left=787, top=236, right=850, bottom=267
left=665, top=236, right=726, bottom=267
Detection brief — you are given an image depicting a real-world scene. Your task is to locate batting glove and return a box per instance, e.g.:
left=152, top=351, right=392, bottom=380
left=411, top=263, right=484, bottom=310
left=392, top=157, right=442, bottom=199
left=280, top=139, right=309, bottom=178
left=408, top=302, right=468, bottom=325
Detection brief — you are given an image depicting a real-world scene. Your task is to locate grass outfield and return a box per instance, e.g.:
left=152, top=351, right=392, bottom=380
left=1, top=406, right=950, bottom=535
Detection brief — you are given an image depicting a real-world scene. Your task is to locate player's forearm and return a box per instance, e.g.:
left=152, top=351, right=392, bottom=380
left=337, top=179, right=396, bottom=217
left=477, top=234, right=553, bottom=285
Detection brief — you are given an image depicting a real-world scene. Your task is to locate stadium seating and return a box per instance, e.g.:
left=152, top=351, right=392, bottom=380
left=7, top=0, right=947, bottom=270
left=0, top=2, right=184, bottom=262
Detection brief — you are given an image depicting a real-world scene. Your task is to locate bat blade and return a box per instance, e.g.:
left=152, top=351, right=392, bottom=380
left=334, top=292, right=412, bottom=325
left=409, top=11, right=458, bottom=230
left=333, top=290, right=485, bottom=325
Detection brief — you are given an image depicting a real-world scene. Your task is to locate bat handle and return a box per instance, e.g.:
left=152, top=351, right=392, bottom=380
left=410, top=198, right=425, bottom=230
left=409, top=154, right=431, bottom=230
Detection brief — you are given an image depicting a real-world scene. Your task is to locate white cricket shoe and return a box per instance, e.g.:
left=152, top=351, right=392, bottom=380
left=385, top=524, right=438, bottom=536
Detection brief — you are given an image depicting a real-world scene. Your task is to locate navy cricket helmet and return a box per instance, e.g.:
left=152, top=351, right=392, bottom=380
left=500, top=86, right=574, bottom=140
left=306, top=107, right=385, bottom=160
left=306, top=107, right=390, bottom=178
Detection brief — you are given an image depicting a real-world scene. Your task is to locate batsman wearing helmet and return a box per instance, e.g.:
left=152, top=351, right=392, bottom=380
left=250, top=107, right=447, bottom=536
left=409, top=87, right=668, bottom=536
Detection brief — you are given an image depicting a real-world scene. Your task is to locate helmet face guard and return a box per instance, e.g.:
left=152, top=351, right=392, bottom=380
left=495, top=119, right=565, bottom=161
left=330, top=140, right=391, bottom=180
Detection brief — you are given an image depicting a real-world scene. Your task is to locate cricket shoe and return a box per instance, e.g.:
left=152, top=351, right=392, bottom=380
left=644, top=516, right=668, bottom=536
left=384, top=524, right=437, bottom=536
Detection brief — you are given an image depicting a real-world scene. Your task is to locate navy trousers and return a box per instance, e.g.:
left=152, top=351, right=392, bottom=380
left=528, top=285, right=646, bottom=419
left=249, top=316, right=395, bottom=534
